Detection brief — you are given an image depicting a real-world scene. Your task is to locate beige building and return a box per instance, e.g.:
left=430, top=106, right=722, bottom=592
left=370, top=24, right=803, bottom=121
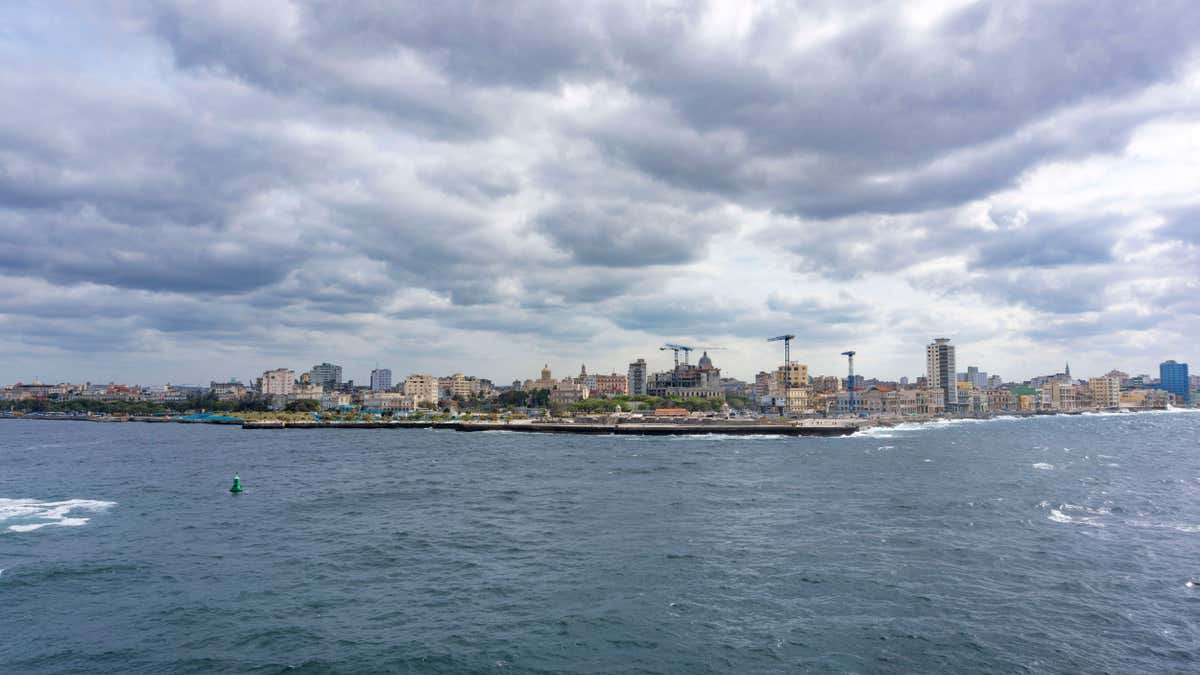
left=260, top=368, right=295, bottom=396
left=525, top=364, right=558, bottom=391
left=1039, top=381, right=1079, bottom=411
left=362, top=392, right=415, bottom=411
left=292, top=382, right=323, bottom=400
left=783, top=386, right=811, bottom=414
left=774, top=363, right=811, bottom=414
left=811, top=375, right=841, bottom=393
left=440, top=373, right=473, bottom=400
left=404, top=375, right=439, bottom=405
left=1088, top=377, right=1121, bottom=408
left=549, top=380, right=590, bottom=405
left=1120, top=389, right=1173, bottom=409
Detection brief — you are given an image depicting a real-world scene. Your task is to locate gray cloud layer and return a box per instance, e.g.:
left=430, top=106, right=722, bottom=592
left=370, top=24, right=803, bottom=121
left=1, top=1, right=1197, bottom=383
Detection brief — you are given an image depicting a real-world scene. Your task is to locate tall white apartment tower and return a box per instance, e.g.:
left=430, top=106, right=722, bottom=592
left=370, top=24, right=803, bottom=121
left=926, top=338, right=958, bottom=407
left=370, top=368, right=392, bottom=392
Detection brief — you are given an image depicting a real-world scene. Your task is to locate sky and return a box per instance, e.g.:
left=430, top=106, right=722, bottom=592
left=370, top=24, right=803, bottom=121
left=1, top=0, right=1198, bottom=386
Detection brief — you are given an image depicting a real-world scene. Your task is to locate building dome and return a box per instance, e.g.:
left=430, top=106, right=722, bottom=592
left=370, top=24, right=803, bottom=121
left=698, top=351, right=714, bottom=369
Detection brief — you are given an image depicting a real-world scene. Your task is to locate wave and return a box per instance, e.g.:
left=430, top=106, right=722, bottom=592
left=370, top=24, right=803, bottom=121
left=0, top=498, right=116, bottom=533
left=1032, top=462, right=1055, bottom=470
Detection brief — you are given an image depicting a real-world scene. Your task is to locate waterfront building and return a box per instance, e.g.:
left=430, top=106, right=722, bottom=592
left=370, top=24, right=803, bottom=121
left=1039, top=381, right=1079, bottom=411
left=404, top=375, right=439, bottom=405
left=926, top=338, right=958, bottom=408
left=1121, top=388, right=1174, bottom=409
left=310, top=363, right=343, bottom=391
left=1089, top=376, right=1121, bottom=408
left=1159, top=360, right=1190, bottom=402
left=361, top=392, right=414, bottom=412
left=260, top=368, right=295, bottom=396
left=370, top=369, right=392, bottom=392
left=628, top=358, right=649, bottom=396
left=320, top=392, right=353, bottom=410
left=833, top=387, right=944, bottom=417
left=986, top=389, right=1015, bottom=411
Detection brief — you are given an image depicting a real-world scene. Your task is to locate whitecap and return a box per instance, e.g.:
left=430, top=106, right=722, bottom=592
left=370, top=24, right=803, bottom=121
left=1032, top=462, right=1055, bottom=470
left=0, top=498, right=116, bottom=533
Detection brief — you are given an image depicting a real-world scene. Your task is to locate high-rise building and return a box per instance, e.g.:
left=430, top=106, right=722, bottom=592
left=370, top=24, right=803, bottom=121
left=404, top=374, right=439, bottom=405
left=926, top=338, right=957, bottom=407
left=310, top=363, right=343, bottom=391
left=1089, top=376, right=1121, bottom=408
left=370, top=368, right=392, bottom=392
left=260, top=368, right=295, bottom=396
left=628, top=358, right=648, bottom=396
left=965, top=365, right=988, bottom=389
left=1160, top=360, right=1190, bottom=402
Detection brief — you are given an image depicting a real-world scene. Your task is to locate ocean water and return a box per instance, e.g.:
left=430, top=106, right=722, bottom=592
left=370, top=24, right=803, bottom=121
left=2, top=412, right=1199, bottom=673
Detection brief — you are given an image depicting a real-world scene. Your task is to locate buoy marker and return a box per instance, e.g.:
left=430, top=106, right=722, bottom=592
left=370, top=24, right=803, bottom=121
left=230, top=474, right=243, bottom=493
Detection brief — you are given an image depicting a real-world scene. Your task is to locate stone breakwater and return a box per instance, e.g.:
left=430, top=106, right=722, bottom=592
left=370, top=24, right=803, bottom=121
left=240, top=419, right=859, bottom=436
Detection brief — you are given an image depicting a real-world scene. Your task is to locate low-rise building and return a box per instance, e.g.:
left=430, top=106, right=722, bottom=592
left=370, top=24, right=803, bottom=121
left=321, top=392, right=353, bottom=410
left=210, top=381, right=248, bottom=401
left=361, top=392, right=414, bottom=412
left=549, top=380, right=590, bottom=405
left=592, top=373, right=629, bottom=397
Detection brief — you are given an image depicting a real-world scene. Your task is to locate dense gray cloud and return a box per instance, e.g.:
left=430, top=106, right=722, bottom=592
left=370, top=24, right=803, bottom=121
left=0, top=0, right=1198, bottom=384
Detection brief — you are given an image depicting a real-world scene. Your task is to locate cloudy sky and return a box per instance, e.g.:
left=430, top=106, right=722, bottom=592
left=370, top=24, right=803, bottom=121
left=2, top=1, right=1198, bottom=386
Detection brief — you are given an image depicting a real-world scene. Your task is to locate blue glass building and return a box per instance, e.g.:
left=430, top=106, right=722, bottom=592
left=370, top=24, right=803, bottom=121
left=1159, top=360, right=1190, bottom=403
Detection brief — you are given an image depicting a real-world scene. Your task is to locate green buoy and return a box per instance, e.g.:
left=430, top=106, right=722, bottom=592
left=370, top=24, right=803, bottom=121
left=230, top=474, right=243, bottom=493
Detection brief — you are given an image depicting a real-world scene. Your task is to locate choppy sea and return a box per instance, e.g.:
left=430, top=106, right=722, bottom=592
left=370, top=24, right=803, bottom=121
left=2, top=411, right=1200, bottom=673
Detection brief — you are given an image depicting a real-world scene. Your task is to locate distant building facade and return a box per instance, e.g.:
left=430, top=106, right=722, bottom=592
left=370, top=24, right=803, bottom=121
left=926, top=338, right=957, bottom=408
left=627, top=359, right=648, bottom=396
left=310, top=363, right=343, bottom=391
left=404, top=375, right=439, bottom=405
left=260, top=369, right=295, bottom=396
left=370, top=369, right=392, bottom=392
left=1088, top=376, right=1121, bottom=408
left=1160, top=360, right=1190, bottom=402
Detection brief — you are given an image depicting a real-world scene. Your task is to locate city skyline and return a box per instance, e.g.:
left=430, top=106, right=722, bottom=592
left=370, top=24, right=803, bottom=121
left=2, top=3, right=1199, bottom=385
left=3, top=346, right=1190, bottom=392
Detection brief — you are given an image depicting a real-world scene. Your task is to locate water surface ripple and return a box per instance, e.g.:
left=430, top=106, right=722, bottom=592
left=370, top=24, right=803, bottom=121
left=1, top=413, right=1199, bottom=672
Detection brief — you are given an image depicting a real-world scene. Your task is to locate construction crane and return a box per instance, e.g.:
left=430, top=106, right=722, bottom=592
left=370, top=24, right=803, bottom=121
left=767, top=334, right=796, bottom=373
left=841, top=350, right=856, bottom=415
left=660, top=343, right=693, bottom=387
left=660, top=343, right=726, bottom=388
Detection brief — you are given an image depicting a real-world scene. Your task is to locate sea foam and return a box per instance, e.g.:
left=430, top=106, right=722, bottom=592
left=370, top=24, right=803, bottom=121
left=0, top=498, right=116, bottom=533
